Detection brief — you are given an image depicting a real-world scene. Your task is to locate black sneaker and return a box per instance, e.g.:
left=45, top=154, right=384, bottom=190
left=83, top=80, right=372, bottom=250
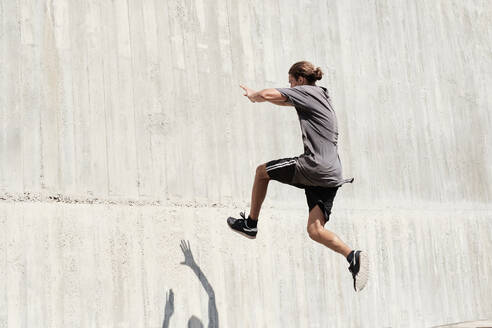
left=227, top=212, right=257, bottom=239
left=348, top=250, right=369, bottom=292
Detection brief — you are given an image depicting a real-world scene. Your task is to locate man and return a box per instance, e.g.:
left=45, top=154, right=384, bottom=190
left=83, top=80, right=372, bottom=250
left=227, top=61, right=369, bottom=292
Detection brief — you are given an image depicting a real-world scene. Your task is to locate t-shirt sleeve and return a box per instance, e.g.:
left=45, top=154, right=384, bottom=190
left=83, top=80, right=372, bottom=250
left=275, top=86, right=312, bottom=110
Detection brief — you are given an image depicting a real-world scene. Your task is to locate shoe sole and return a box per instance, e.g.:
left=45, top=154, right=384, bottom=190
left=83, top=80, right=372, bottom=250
left=227, top=223, right=257, bottom=239
left=355, top=251, right=369, bottom=292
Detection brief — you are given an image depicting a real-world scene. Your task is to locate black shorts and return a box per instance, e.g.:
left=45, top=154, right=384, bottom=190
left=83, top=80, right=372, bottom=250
left=265, top=157, right=339, bottom=223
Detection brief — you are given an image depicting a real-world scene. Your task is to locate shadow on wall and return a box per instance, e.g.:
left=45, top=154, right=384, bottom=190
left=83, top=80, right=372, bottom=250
left=163, top=240, right=219, bottom=328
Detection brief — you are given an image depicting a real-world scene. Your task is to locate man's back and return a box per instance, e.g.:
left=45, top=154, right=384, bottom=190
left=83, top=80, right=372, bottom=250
left=276, top=85, right=353, bottom=187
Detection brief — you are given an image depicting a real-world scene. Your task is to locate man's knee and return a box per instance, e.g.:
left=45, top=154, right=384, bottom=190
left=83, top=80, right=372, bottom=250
left=255, top=164, right=270, bottom=180
left=307, top=219, right=337, bottom=244
left=307, top=221, right=323, bottom=241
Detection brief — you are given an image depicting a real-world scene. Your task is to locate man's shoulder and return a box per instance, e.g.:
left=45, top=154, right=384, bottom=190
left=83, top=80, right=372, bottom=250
left=294, top=85, right=327, bottom=94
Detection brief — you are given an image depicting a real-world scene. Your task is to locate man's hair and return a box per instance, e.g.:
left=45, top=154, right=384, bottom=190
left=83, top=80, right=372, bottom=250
left=288, top=61, right=323, bottom=84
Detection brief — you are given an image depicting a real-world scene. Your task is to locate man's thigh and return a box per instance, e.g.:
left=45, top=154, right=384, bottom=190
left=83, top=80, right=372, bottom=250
left=305, top=186, right=339, bottom=224
left=307, top=204, right=326, bottom=228
left=265, top=157, right=298, bottom=185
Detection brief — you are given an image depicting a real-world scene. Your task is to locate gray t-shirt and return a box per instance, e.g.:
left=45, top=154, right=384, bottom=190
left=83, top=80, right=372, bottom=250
left=276, top=85, right=354, bottom=187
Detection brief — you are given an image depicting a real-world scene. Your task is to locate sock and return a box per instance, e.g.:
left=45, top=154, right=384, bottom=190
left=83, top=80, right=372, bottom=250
left=346, top=250, right=355, bottom=264
left=246, top=216, right=257, bottom=228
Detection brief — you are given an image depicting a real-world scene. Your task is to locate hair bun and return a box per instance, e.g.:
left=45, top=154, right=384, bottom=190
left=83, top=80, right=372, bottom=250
left=314, top=67, right=323, bottom=80
left=288, top=61, right=323, bottom=84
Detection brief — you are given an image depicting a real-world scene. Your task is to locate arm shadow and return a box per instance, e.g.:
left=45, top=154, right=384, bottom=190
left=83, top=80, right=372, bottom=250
left=180, top=240, right=219, bottom=328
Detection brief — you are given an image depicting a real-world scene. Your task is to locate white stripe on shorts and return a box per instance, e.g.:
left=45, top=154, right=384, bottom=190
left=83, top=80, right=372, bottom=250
left=266, top=160, right=296, bottom=172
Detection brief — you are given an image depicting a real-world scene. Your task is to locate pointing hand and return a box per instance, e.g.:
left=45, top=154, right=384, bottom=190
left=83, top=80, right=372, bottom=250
left=240, top=85, right=256, bottom=102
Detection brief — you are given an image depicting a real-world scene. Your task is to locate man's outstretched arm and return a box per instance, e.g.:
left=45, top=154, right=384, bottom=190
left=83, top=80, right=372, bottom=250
left=240, top=85, right=292, bottom=106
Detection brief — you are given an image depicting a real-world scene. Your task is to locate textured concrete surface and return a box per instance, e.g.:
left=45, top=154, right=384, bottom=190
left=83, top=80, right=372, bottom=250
left=1, top=202, right=491, bottom=327
left=1, top=0, right=491, bottom=327
left=435, top=320, right=492, bottom=328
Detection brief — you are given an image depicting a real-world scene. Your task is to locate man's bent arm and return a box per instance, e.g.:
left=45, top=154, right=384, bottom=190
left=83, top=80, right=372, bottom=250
left=249, top=88, right=292, bottom=106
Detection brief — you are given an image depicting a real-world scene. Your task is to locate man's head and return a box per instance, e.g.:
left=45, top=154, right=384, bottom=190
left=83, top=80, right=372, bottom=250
left=288, top=61, right=323, bottom=87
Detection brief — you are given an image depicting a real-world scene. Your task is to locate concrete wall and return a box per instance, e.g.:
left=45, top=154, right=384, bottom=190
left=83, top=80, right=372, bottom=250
left=0, top=0, right=491, bottom=327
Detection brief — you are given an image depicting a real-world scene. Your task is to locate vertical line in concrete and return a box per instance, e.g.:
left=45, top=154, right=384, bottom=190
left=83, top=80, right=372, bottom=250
left=126, top=0, right=142, bottom=199
left=0, top=0, right=4, bottom=191
left=2, top=0, right=23, bottom=193
left=99, top=0, right=111, bottom=200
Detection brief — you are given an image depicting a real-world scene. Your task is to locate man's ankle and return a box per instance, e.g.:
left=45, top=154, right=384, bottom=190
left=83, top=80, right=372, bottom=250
left=346, top=250, right=355, bottom=263
left=246, top=215, right=258, bottom=228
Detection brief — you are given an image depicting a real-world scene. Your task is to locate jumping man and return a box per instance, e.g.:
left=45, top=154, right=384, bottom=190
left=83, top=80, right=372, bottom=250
left=227, top=61, right=369, bottom=292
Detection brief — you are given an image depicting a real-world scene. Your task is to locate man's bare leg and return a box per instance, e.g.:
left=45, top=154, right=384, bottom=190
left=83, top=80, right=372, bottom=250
left=249, top=164, right=270, bottom=220
left=226, top=164, right=269, bottom=238
left=306, top=205, right=369, bottom=291
left=306, top=205, right=351, bottom=257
